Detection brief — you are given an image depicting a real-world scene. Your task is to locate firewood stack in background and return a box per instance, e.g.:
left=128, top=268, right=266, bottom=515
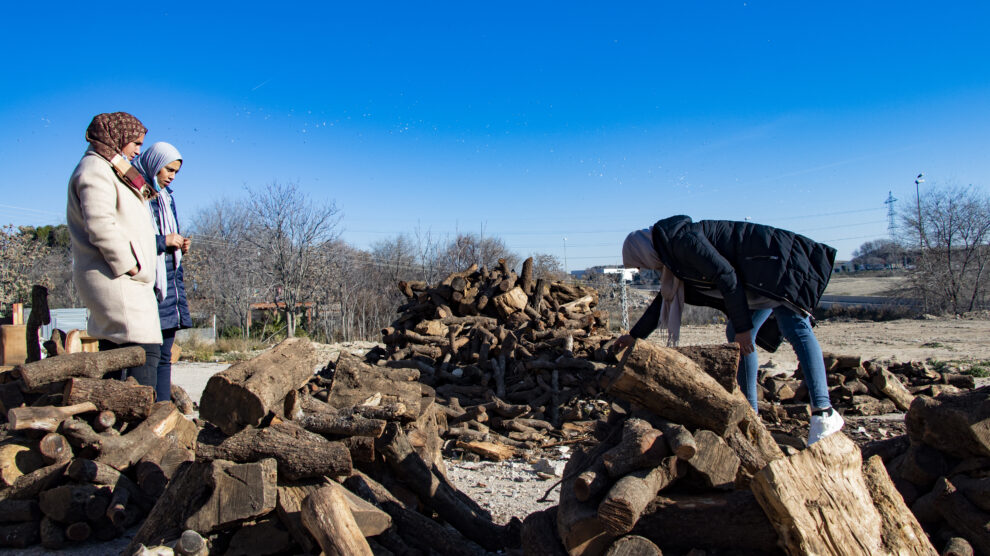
left=0, top=348, right=197, bottom=550
left=374, top=258, right=619, bottom=459
left=526, top=339, right=939, bottom=556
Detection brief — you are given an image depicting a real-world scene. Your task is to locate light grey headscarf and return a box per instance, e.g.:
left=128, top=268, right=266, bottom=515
left=622, top=228, right=685, bottom=346
left=133, top=142, right=183, bottom=302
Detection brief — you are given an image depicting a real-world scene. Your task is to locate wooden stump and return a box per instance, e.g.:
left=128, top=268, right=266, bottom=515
left=199, top=337, right=317, bottom=435
left=604, top=535, right=662, bottom=556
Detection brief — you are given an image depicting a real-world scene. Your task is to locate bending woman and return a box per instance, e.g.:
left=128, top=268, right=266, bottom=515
left=133, top=142, right=191, bottom=403
left=66, top=112, right=161, bottom=386
left=616, top=215, right=843, bottom=445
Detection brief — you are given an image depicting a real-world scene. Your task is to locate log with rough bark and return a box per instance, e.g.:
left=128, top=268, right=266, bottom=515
left=327, top=352, right=421, bottom=420
left=170, top=384, right=195, bottom=414
left=751, top=432, right=937, bottom=556
left=861, top=455, right=937, bottom=556
left=8, top=402, right=97, bottom=431
left=64, top=458, right=153, bottom=512
left=606, top=341, right=749, bottom=435
left=604, top=535, right=662, bottom=556
left=597, top=456, right=683, bottom=536
left=932, top=477, right=990, bottom=556
left=343, top=470, right=486, bottom=556
left=60, top=401, right=186, bottom=471
left=38, top=484, right=102, bottom=523
left=630, top=491, right=778, bottom=553
left=942, top=537, right=974, bottom=556
left=0, top=462, right=67, bottom=501
left=574, top=457, right=612, bottom=503
left=871, top=368, right=915, bottom=411
left=376, top=422, right=514, bottom=552
left=301, top=484, right=374, bottom=556
left=174, top=529, right=209, bottom=556
left=198, top=421, right=352, bottom=481
left=183, top=458, right=278, bottom=534
left=125, top=462, right=211, bottom=553
left=951, top=474, right=990, bottom=513
left=558, top=447, right=615, bottom=556
left=673, top=343, right=740, bottom=394
left=653, top=418, right=696, bottom=460
left=15, top=347, right=145, bottom=391
left=278, top=478, right=390, bottom=552
left=685, top=430, right=740, bottom=489
left=905, top=386, right=990, bottom=459
left=284, top=392, right=387, bottom=438
left=522, top=506, right=566, bottom=556
left=199, top=337, right=317, bottom=435
left=601, top=419, right=669, bottom=479
left=64, top=377, right=155, bottom=421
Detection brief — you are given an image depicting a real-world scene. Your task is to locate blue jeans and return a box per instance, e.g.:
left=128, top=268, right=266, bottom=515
left=725, top=306, right=831, bottom=412
left=157, top=328, right=177, bottom=403
left=97, top=339, right=160, bottom=390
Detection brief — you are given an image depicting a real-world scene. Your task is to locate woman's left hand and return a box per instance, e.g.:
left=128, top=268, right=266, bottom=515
left=735, top=330, right=756, bottom=355
left=180, top=237, right=191, bottom=254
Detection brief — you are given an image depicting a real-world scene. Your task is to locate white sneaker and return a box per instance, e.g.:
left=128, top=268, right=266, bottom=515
left=808, top=407, right=844, bottom=445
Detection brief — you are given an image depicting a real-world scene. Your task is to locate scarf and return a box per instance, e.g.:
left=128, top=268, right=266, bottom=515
left=85, top=112, right=151, bottom=198
left=133, top=142, right=183, bottom=302
left=622, top=228, right=685, bottom=346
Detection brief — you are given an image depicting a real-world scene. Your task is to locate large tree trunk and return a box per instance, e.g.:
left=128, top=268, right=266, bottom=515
left=301, top=484, right=374, bottom=556
left=199, top=337, right=317, bottom=435
left=751, top=432, right=937, bottom=556
left=15, top=347, right=145, bottom=391
left=327, top=352, right=421, bottom=420
left=605, top=341, right=749, bottom=435
left=905, top=385, right=990, bottom=460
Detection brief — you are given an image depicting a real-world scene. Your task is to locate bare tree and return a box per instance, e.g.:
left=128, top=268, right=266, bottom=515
left=900, top=183, right=990, bottom=313
left=246, top=182, right=341, bottom=337
left=530, top=252, right=566, bottom=281
left=438, top=233, right=518, bottom=276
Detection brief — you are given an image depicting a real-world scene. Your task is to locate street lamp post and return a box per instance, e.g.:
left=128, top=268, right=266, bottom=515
left=563, top=237, right=568, bottom=276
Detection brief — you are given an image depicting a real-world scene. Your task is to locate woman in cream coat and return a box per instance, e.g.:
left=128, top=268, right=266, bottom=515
left=66, top=112, right=162, bottom=387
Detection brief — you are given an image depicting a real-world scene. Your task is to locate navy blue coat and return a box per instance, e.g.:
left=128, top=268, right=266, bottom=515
left=150, top=188, right=192, bottom=331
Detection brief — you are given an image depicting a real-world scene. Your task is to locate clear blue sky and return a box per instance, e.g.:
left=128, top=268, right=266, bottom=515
left=2, top=2, right=989, bottom=268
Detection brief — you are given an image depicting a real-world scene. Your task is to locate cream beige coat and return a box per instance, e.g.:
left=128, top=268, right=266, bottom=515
left=67, top=151, right=162, bottom=345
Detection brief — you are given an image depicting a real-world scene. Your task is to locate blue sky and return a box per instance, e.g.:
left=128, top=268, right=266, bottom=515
left=2, top=2, right=989, bottom=267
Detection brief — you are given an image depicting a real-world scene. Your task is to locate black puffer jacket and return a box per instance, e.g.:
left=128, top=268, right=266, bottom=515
left=630, top=216, right=836, bottom=349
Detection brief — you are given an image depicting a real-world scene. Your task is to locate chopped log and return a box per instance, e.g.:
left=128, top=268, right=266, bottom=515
left=751, top=432, right=938, bottom=556
left=8, top=401, right=97, bottom=431
left=0, top=499, right=39, bottom=523
left=950, top=474, right=990, bottom=513
left=174, top=529, right=209, bottom=556
left=601, top=419, right=669, bottom=479
left=604, top=535, right=662, bottom=556
left=522, top=506, right=566, bottom=556
left=301, top=484, right=374, bottom=556
left=0, top=460, right=67, bottom=501
left=64, top=377, right=155, bottom=421
left=905, top=386, right=990, bottom=459
left=39, top=484, right=102, bottom=523
left=169, top=384, right=195, bottom=414
left=39, top=432, right=73, bottom=464
left=850, top=395, right=898, bottom=416
left=942, top=373, right=977, bottom=389
left=872, top=368, right=915, bottom=411
left=0, top=520, right=40, bottom=548
left=492, top=286, right=529, bottom=319
left=199, top=421, right=352, bottom=481
left=942, top=537, right=974, bottom=556
left=686, top=430, right=739, bottom=489
left=199, top=337, right=317, bottom=435
left=574, top=458, right=612, bottom=503
left=184, top=458, right=278, bottom=534
left=455, top=440, right=516, bottom=461
left=60, top=401, right=186, bottom=471
left=278, top=479, right=390, bottom=550
left=896, top=443, right=951, bottom=490
left=860, top=434, right=910, bottom=464
left=0, top=441, right=43, bottom=486
left=15, top=347, right=145, bottom=390
left=284, top=393, right=387, bottom=438
left=673, top=343, right=740, bottom=394
left=126, top=461, right=212, bottom=553
left=932, top=477, right=990, bottom=556
left=376, top=422, right=514, bottom=551
left=39, top=516, right=64, bottom=549
left=630, top=491, right=778, bottom=553
left=557, top=447, right=614, bottom=555
left=861, top=455, right=937, bottom=555
left=344, top=470, right=485, bottom=556
left=606, top=341, right=749, bottom=435
left=327, top=352, right=420, bottom=420
left=653, top=418, right=696, bottom=460
left=93, top=410, right=116, bottom=432
left=105, top=484, right=134, bottom=527
left=598, top=456, right=683, bottom=536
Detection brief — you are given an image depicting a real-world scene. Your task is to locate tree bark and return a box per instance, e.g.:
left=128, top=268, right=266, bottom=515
left=327, top=352, right=421, bottom=420
left=905, top=385, right=990, bottom=459
left=60, top=401, right=186, bottom=471
left=597, top=456, right=683, bottom=536
left=63, top=377, right=155, bottom=421
left=8, top=402, right=97, bottom=431
left=15, top=347, right=145, bottom=391
left=301, top=484, right=375, bottom=556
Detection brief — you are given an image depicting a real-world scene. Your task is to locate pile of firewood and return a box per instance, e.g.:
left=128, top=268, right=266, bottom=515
left=760, top=353, right=977, bottom=418
left=0, top=348, right=197, bottom=549
left=862, top=385, right=990, bottom=556
left=376, top=259, right=617, bottom=457
left=524, top=339, right=939, bottom=555
left=124, top=337, right=520, bottom=555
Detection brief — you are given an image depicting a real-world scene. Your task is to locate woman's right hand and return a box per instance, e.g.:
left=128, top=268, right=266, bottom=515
left=613, top=334, right=636, bottom=352
left=165, top=233, right=185, bottom=249
left=126, top=266, right=139, bottom=276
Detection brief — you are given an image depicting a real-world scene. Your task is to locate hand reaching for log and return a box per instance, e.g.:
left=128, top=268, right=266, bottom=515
left=734, top=330, right=755, bottom=356
left=613, top=335, right=636, bottom=352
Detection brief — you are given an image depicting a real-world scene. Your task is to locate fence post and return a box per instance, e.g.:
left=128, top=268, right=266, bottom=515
left=619, top=275, right=629, bottom=331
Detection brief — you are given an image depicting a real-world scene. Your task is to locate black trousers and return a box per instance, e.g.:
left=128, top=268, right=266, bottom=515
left=97, top=339, right=161, bottom=391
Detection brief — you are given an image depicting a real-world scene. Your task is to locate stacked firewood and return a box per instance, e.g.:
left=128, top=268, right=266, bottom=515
left=125, top=337, right=520, bottom=555
left=862, top=385, right=990, bottom=556
left=377, top=259, right=617, bottom=458
left=760, top=353, right=977, bottom=418
left=0, top=348, right=197, bottom=549
left=524, top=339, right=938, bottom=556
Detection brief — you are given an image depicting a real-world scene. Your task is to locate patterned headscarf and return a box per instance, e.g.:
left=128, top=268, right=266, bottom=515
left=84, top=112, right=150, bottom=197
